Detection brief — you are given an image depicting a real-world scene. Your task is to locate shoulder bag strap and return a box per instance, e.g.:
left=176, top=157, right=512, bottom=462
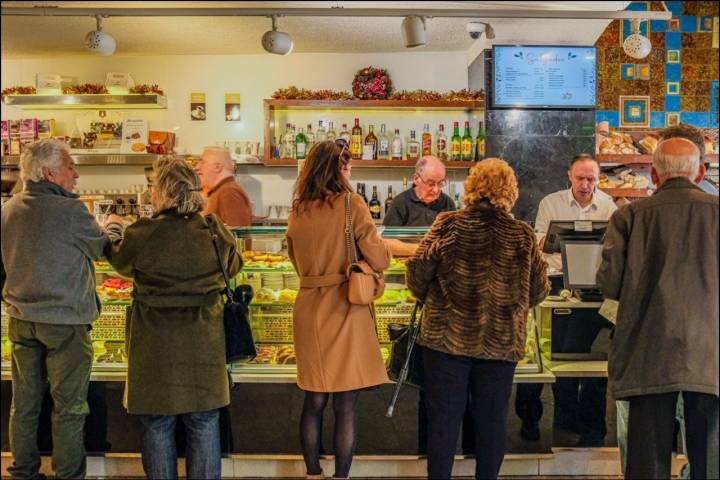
left=345, top=193, right=359, bottom=265
left=205, top=215, right=234, bottom=303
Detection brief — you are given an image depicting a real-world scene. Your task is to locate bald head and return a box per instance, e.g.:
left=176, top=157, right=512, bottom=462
left=414, top=156, right=447, bottom=204
left=196, top=147, right=235, bottom=189
left=652, top=137, right=704, bottom=188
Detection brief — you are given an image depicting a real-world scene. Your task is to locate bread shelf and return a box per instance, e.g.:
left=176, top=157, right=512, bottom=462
left=599, top=187, right=651, bottom=198
left=599, top=153, right=719, bottom=165
left=2, top=94, right=167, bottom=109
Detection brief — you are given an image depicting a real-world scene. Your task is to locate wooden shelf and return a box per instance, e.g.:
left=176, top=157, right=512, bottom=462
left=3, top=94, right=167, bottom=110
left=598, top=152, right=718, bottom=165
left=265, top=99, right=484, bottom=111
left=599, top=187, right=651, bottom=198
left=263, top=158, right=476, bottom=169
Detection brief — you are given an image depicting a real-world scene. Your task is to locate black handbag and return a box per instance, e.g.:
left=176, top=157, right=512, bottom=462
left=386, top=301, right=424, bottom=417
left=206, top=218, right=257, bottom=363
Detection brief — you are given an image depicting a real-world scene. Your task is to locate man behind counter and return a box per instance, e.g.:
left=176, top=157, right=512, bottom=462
left=195, top=146, right=252, bottom=227
left=383, top=155, right=455, bottom=227
left=516, top=154, right=617, bottom=446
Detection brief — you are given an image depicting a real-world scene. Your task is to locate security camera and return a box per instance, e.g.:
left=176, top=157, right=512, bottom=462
left=466, top=22, right=486, bottom=40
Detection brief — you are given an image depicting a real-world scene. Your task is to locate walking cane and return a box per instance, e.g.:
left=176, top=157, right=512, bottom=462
left=386, top=302, right=422, bottom=418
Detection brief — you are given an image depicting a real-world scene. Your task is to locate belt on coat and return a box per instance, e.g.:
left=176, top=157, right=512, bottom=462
left=132, top=292, right=222, bottom=307
left=299, top=273, right=347, bottom=288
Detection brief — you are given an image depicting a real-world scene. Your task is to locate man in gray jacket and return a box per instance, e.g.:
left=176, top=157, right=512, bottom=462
left=1, top=139, right=110, bottom=479
left=598, top=137, right=719, bottom=479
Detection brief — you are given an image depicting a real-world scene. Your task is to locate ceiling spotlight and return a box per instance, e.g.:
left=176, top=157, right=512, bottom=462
left=401, top=16, right=426, bottom=48
left=262, top=16, right=293, bottom=55
left=623, top=19, right=651, bottom=59
left=85, top=14, right=116, bottom=56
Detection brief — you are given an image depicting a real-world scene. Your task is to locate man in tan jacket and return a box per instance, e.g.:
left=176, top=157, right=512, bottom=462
left=196, top=146, right=252, bottom=227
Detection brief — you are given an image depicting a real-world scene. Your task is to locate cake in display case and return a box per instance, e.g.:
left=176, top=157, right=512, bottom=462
left=0, top=226, right=543, bottom=375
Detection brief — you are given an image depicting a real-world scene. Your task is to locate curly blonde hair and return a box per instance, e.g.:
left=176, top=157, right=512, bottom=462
left=463, top=158, right=518, bottom=212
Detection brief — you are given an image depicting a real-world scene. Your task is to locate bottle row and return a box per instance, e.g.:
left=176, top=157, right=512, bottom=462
left=276, top=119, right=486, bottom=162
left=356, top=180, right=463, bottom=221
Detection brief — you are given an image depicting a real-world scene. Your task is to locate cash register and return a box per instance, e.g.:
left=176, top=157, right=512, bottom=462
left=540, top=220, right=612, bottom=360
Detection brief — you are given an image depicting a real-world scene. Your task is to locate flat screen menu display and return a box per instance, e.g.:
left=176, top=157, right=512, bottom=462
left=493, top=46, right=597, bottom=108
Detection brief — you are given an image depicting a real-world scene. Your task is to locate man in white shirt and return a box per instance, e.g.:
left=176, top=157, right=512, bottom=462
left=535, top=154, right=618, bottom=270
left=516, top=154, right=617, bottom=447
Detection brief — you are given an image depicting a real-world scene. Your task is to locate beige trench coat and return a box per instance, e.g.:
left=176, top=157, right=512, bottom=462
left=287, top=192, right=390, bottom=392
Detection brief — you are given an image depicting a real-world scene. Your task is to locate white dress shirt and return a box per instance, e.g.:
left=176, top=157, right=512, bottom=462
left=535, top=188, right=618, bottom=271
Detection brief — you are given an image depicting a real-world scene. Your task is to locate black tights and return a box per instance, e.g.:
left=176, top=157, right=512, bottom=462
left=300, top=390, right=360, bottom=478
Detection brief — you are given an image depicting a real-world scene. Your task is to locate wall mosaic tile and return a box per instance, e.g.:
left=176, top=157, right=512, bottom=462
left=620, top=96, right=650, bottom=126
left=596, top=1, right=718, bottom=131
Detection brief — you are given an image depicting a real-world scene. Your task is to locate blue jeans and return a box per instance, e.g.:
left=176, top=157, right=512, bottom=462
left=139, top=409, right=221, bottom=480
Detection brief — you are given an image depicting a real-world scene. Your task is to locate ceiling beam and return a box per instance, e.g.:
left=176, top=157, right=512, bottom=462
left=1, top=7, right=672, bottom=20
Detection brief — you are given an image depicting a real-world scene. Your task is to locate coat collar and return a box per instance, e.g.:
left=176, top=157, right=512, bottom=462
left=207, top=176, right=235, bottom=196
left=25, top=180, right=78, bottom=199
left=654, top=177, right=703, bottom=195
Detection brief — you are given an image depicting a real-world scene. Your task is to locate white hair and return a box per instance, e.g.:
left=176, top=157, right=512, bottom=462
left=201, top=146, right=234, bottom=171
left=20, top=138, right=69, bottom=183
left=415, top=155, right=445, bottom=177
left=653, top=138, right=701, bottom=179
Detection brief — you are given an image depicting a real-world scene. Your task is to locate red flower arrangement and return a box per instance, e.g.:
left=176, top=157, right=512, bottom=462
left=1, top=86, right=37, bottom=100
left=130, top=84, right=165, bottom=96
left=63, top=84, right=109, bottom=94
left=352, top=66, right=393, bottom=100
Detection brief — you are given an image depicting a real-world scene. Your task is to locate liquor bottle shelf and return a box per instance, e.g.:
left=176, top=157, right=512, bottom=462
left=263, top=158, right=477, bottom=169
left=266, top=99, right=484, bottom=111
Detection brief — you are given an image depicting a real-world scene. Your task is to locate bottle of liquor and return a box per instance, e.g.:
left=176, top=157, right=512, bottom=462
left=391, top=128, right=403, bottom=160
left=450, top=122, right=462, bottom=161
left=369, top=185, right=382, bottom=220
left=362, top=125, right=378, bottom=160
left=454, top=192, right=462, bottom=209
left=461, top=121, right=473, bottom=161
left=402, top=176, right=408, bottom=191
left=340, top=123, right=351, bottom=144
left=327, top=121, right=337, bottom=141
left=350, top=118, right=363, bottom=160
left=305, top=123, right=315, bottom=148
left=436, top=124, right=448, bottom=161
left=421, top=123, right=432, bottom=156
left=407, top=130, right=420, bottom=161
left=316, top=120, right=327, bottom=143
left=295, top=127, right=308, bottom=160
left=359, top=183, right=369, bottom=205
left=385, top=185, right=394, bottom=214
left=378, top=124, right=390, bottom=160
left=284, top=124, right=296, bottom=159
left=475, top=121, right=485, bottom=162
left=279, top=123, right=291, bottom=158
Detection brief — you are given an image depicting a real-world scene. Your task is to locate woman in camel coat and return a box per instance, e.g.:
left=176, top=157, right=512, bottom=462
left=286, top=139, right=390, bottom=479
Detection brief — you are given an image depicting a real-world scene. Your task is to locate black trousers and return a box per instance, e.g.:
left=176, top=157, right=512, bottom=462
left=423, top=347, right=516, bottom=480
left=626, top=391, right=719, bottom=480
left=515, top=378, right=607, bottom=438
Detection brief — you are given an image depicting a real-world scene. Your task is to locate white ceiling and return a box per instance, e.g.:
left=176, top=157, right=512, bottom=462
left=1, top=1, right=628, bottom=58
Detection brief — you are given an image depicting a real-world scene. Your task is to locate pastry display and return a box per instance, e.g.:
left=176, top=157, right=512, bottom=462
left=245, top=345, right=296, bottom=365
left=242, top=250, right=292, bottom=269
left=597, top=132, right=640, bottom=155
left=598, top=168, right=652, bottom=190
left=638, top=133, right=660, bottom=154
left=96, top=278, right=133, bottom=302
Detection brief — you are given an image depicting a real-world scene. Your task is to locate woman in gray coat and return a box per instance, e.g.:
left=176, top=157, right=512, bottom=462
left=106, top=158, right=242, bottom=479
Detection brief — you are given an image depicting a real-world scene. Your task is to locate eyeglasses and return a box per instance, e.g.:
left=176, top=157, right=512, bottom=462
left=416, top=175, right=446, bottom=189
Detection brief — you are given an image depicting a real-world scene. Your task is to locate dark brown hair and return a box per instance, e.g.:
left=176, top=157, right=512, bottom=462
left=569, top=153, right=600, bottom=170
left=292, top=140, right=352, bottom=214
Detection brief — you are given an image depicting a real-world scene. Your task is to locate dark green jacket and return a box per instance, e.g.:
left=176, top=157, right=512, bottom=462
left=107, top=211, right=242, bottom=415
left=598, top=178, right=719, bottom=399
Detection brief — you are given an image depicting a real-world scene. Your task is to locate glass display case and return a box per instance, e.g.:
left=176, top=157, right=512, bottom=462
left=1, top=226, right=543, bottom=376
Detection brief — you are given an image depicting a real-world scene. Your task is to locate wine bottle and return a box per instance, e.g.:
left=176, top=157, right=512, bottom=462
left=350, top=118, right=363, bottom=160
left=369, top=185, right=382, bottom=219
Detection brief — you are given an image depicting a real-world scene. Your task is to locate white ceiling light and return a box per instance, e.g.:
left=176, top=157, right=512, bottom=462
left=467, top=21, right=495, bottom=40
left=85, top=14, right=116, bottom=56
left=623, top=19, right=651, bottom=59
left=261, top=15, right=293, bottom=55
left=401, top=15, right=426, bottom=48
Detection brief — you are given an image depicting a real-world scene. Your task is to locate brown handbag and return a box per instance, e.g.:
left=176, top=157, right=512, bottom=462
left=345, top=193, right=385, bottom=305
